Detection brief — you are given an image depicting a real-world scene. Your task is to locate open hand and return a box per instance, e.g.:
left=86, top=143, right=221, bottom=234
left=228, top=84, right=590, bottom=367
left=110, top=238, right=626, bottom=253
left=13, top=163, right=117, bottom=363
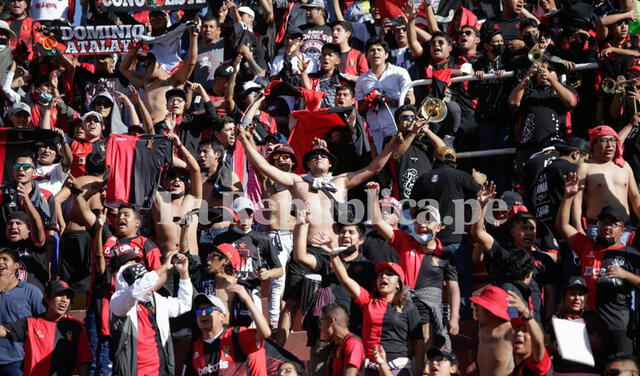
left=563, top=171, right=583, bottom=198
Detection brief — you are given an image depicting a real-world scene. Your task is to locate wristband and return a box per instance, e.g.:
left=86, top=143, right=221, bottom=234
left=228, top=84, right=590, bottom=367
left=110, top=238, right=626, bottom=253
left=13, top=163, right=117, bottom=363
left=522, top=312, right=534, bottom=321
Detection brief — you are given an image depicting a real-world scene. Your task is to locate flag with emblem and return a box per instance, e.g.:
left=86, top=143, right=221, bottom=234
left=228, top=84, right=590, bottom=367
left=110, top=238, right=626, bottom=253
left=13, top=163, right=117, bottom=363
left=0, top=128, right=61, bottom=185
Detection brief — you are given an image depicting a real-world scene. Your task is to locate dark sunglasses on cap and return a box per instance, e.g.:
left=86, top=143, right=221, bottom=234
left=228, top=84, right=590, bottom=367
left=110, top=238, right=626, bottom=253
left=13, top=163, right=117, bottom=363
left=13, top=163, right=33, bottom=171
left=195, top=307, right=220, bottom=315
left=460, top=30, right=475, bottom=36
left=168, top=172, right=188, bottom=181
left=309, top=153, right=328, bottom=160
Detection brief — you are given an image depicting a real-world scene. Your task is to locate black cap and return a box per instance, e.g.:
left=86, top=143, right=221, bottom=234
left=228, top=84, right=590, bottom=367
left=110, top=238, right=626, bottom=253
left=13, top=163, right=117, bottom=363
left=597, top=204, right=628, bottom=224
left=122, top=263, right=147, bottom=285
left=556, top=137, right=590, bottom=156
left=286, top=25, right=303, bottom=39
left=165, top=88, right=186, bottom=101
left=501, top=191, right=524, bottom=209
left=321, top=43, right=341, bottom=55
left=564, top=276, right=588, bottom=294
left=45, top=279, right=75, bottom=298
left=149, top=9, right=167, bottom=17
left=427, top=348, right=458, bottom=365
left=8, top=211, right=30, bottom=228
left=215, top=64, right=235, bottom=79
left=111, top=251, right=142, bottom=272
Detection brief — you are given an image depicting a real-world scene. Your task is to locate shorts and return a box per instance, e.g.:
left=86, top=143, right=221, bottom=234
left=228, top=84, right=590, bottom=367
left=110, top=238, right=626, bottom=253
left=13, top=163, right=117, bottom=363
left=59, top=230, right=92, bottom=293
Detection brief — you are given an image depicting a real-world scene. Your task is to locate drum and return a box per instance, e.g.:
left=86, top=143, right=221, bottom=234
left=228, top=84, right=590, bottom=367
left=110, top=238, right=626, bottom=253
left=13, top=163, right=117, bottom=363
left=300, top=273, right=322, bottom=314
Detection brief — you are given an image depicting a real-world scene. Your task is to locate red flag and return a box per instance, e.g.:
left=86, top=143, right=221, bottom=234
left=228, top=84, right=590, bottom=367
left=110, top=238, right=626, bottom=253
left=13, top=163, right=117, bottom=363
left=431, top=68, right=452, bottom=100
left=298, top=88, right=326, bottom=112
left=287, top=108, right=349, bottom=173
left=375, top=0, right=429, bottom=26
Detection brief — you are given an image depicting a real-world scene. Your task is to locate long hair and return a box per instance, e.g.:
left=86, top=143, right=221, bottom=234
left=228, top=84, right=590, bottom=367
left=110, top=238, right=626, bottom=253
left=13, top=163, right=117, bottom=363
left=373, top=280, right=409, bottom=307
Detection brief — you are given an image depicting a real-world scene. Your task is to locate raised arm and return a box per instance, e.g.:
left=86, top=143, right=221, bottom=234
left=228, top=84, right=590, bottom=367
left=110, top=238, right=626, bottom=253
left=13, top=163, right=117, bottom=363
left=555, top=172, right=582, bottom=243
left=344, top=133, right=404, bottom=189
left=119, top=40, right=146, bottom=87
left=171, top=24, right=199, bottom=85
left=129, top=84, right=154, bottom=134
left=330, top=254, right=361, bottom=300
left=18, top=183, right=45, bottom=246
left=508, top=291, right=546, bottom=362
left=227, top=283, right=272, bottom=341
left=94, top=209, right=106, bottom=275
left=509, top=64, right=536, bottom=107
left=597, top=10, right=636, bottom=40
left=169, top=134, right=203, bottom=199
left=292, top=206, right=318, bottom=271
left=470, top=182, right=496, bottom=255
left=114, top=91, right=140, bottom=126
left=366, top=182, right=394, bottom=241
left=236, top=125, right=300, bottom=187
left=53, top=128, right=73, bottom=173
left=405, top=3, right=425, bottom=57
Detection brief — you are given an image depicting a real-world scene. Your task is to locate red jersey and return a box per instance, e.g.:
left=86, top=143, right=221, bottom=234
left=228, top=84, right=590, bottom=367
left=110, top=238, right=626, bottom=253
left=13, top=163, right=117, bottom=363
left=137, top=303, right=160, bottom=376
left=510, top=351, right=552, bottom=376
left=327, top=332, right=365, bottom=375
left=4, top=314, right=92, bottom=376
left=71, top=138, right=105, bottom=177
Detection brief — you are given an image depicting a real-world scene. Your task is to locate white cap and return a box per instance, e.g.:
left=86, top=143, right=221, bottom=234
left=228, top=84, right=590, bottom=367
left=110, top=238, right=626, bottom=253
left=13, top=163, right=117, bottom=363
left=82, top=111, right=104, bottom=123
left=0, top=20, right=16, bottom=39
left=238, top=6, right=255, bottom=18
left=194, top=293, right=228, bottom=314
left=420, top=205, right=441, bottom=225
left=232, top=196, right=255, bottom=213
left=242, top=80, right=262, bottom=92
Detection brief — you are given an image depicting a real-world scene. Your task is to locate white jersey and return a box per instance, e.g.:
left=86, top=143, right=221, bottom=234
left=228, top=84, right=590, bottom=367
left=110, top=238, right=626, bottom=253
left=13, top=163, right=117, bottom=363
left=30, top=0, right=73, bottom=21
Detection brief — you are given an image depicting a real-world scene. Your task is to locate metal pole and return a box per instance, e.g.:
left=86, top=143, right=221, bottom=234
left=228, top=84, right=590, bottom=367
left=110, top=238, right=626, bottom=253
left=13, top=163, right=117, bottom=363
left=398, top=62, right=599, bottom=106
left=456, top=147, right=516, bottom=159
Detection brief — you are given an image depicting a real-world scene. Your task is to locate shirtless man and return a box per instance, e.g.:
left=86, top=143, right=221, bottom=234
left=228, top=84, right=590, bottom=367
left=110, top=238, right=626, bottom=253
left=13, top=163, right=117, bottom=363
left=119, top=24, right=199, bottom=124
left=54, top=156, right=106, bottom=308
left=152, top=134, right=202, bottom=254
left=198, top=138, right=241, bottom=243
left=237, top=125, right=403, bottom=245
left=470, top=285, right=514, bottom=376
left=573, top=125, right=640, bottom=240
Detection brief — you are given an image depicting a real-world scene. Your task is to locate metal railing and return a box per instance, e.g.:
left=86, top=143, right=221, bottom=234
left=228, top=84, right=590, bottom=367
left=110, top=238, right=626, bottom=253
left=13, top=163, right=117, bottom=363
left=397, top=62, right=599, bottom=158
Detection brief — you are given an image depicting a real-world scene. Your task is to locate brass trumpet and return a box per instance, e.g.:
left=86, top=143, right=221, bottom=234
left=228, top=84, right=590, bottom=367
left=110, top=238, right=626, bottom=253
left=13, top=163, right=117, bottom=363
left=419, top=97, right=448, bottom=123
left=566, top=71, right=582, bottom=88
left=528, top=47, right=545, bottom=64
left=602, top=77, right=637, bottom=94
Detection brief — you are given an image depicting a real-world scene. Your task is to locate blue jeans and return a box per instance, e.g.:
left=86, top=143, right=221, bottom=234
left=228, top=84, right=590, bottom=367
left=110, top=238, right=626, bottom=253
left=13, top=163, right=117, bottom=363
left=85, top=305, right=112, bottom=376
left=0, top=361, right=23, bottom=376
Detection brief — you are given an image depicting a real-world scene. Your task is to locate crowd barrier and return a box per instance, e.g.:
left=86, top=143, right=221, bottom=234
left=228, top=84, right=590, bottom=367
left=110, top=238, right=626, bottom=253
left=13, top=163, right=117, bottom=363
left=397, top=62, right=600, bottom=159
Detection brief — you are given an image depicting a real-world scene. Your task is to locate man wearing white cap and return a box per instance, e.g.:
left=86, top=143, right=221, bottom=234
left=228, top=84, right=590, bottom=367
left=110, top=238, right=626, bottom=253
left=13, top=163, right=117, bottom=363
left=69, top=111, right=106, bottom=178
left=183, top=287, right=271, bottom=376
left=299, top=0, right=333, bottom=69
left=237, top=6, right=255, bottom=31
left=7, top=102, right=32, bottom=128
left=213, top=196, right=283, bottom=323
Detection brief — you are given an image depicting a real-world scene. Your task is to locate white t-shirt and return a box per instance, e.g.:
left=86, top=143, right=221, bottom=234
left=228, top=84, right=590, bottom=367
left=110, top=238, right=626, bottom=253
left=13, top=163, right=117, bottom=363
left=30, top=0, right=73, bottom=21
left=34, top=163, right=67, bottom=196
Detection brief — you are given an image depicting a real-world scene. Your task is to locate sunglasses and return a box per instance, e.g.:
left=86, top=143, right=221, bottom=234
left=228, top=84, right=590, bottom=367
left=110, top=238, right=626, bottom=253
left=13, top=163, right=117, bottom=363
left=272, top=153, right=292, bottom=161
left=168, top=97, right=185, bottom=103
left=604, top=369, right=636, bottom=376
left=168, top=173, right=188, bottom=181
left=431, top=39, right=447, bottom=46
left=309, top=154, right=328, bottom=160
left=195, top=307, right=220, bottom=316
left=460, top=30, right=475, bottom=36
left=399, top=114, right=416, bottom=121
left=13, top=163, right=32, bottom=171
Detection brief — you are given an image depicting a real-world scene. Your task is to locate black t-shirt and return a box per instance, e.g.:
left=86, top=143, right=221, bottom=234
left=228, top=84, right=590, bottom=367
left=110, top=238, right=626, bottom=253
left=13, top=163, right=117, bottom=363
left=520, top=150, right=558, bottom=207
left=532, top=158, right=577, bottom=249
left=480, top=15, right=526, bottom=43
left=72, top=66, right=127, bottom=112
left=213, top=229, right=281, bottom=291
left=518, top=86, right=577, bottom=149
left=623, top=126, right=640, bottom=186
left=470, top=56, right=513, bottom=122
left=7, top=240, right=47, bottom=292
left=486, top=242, right=557, bottom=322
left=308, top=252, right=376, bottom=344
left=299, top=23, right=333, bottom=65
left=385, top=135, right=433, bottom=201
left=362, top=231, right=398, bottom=264
left=410, top=164, right=481, bottom=244
left=595, top=246, right=640, bottom=330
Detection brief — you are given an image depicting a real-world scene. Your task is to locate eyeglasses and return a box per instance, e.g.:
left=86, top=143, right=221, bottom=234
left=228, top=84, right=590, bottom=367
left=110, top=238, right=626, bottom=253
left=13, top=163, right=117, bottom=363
left=597, top=137, right=617, bottom=145
left=604, top=369, right=637, bottom=376
left=309, top=154, right=328, bottom=160
left=272, top=153, right=292, bottom=161
left=431, top=39, right=447, bottom=46
left=399, top=114, right=416, bottom=121
left=168, top=97, right=185, bottom=103
left=597, top=220, right=624, bottom=228
left=12, top=163, right=32, bottom=171
left=195, top=307, right=220, bottom=316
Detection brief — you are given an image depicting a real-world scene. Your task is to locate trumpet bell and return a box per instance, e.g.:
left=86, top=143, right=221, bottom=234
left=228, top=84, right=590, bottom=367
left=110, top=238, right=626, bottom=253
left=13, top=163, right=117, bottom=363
left=421, top=98, right=448, bottom=123
left=567, top=71, right=582, bottom=88
left=602, top=77, right=618, bottom=94
left=528, top=47, right=544, bottom=63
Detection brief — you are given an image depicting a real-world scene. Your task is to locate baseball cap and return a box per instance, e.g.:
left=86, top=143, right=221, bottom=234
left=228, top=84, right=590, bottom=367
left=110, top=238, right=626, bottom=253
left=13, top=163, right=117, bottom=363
left=232, top=196, right=255, bottom=214
left=501, top=191, right=524, bottom=209
left=215, top=64, right=235, bottom=79
left=165, top=88, right=187, bottom=101
left=469, top=285, right=510, bottom=321
left=8, top=211, right=30, bottom=228
left=82, top=111, right=104, bottom=123
left=286, top=25, right=303, bottom=39
left=10, top=102, right=31, bottom=116
left=238, top=6, right=255, bottom=18
left=301, top=0, right=325, bottom=9
left=265, top=133, right=288, bottom=144
left=415, top=205, right=441, bottom=225
left=375, top=262, right=406, bottom=285
left=564, top=276, right=588, bottom=294
left=91, top=91, right=115, bottom=106
left=204, top=242, right=241, bottom=271
left=121, top=263, right=148, bottom=285
left=427, top=348, right=458, bottom=365
left=0, top=20, right=16, bottom=39
left=110, top=251, right=142, bottom=272
left=597, top=204, right=628, bottom=224
left=268, top=143, right=298, bottom=169
left=302, top=146, right=337, bottom=171
left=45, top=279, right=75, bottom=298
left=194, top=293, right=228, bottom=314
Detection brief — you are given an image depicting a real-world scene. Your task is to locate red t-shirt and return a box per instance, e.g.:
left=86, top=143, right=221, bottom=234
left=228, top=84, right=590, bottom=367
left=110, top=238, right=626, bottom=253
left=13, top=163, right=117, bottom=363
left=390, top=229, right=445, bottom=289
left=136, top=303, right=160, bottom=376
left=569, top=233, right=626, bottom=310
left=4, top=315, right=92, bottom=376
left=190, top=327, right=265, bottom=375
left=327, top=332, right=365, bottom=375
left=510, top=350, right=552, bottom=376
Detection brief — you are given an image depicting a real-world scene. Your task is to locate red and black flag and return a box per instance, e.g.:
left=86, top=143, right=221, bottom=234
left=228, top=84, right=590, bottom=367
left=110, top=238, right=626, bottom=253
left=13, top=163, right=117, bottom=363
left=0, top=128, right=61, bottom=185
left=264, top=339, right=305, bottom=374
left=430, top=68, right=452, bottom=100
left=264, top=80, right=327, bottom=112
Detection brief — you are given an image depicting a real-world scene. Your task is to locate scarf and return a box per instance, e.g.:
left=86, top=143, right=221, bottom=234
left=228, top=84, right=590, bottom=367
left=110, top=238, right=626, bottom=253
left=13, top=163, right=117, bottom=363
left=302, top=173, right=337, bottom=193
left=588, top=125, right=625, bottom=168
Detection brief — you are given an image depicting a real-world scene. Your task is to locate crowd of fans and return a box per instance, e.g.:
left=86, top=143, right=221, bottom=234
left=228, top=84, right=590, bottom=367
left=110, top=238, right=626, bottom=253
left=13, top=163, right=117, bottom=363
left=3, top=0, right=640, bottom=374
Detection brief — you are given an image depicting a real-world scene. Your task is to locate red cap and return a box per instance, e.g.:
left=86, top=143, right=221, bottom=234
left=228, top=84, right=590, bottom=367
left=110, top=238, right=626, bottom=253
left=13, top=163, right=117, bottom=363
left=469, top=285, right=510, bottom=321
left=375, top=262, right=406, bottom=285
left=215, top=243, right=241, bottom=271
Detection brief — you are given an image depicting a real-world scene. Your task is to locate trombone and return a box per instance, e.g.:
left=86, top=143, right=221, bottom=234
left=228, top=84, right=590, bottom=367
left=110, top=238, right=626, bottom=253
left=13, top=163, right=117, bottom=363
left=602, top=77, right=637, bottom=94
left=408, top=97, right=448, bottom=132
